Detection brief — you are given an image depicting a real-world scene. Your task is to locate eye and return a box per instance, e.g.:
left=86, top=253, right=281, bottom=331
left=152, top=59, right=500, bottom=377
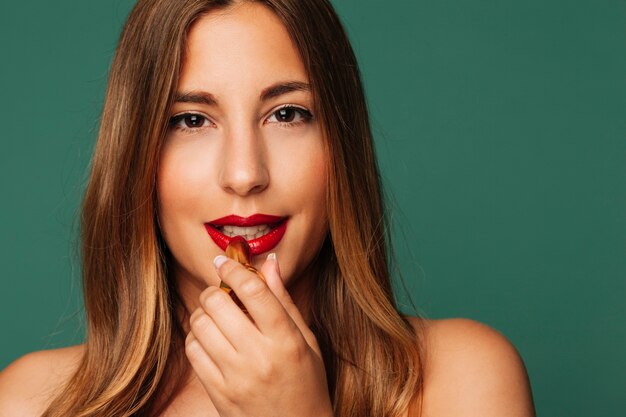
left=169, top=113, right=213, bottom=130
left=265, top=105, right=313, bottom=125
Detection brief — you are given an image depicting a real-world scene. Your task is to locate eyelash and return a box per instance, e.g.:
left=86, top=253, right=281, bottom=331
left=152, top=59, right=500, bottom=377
left=264, top=104, right=313, bottom=127
left=168, top=105, right=314, bottom=134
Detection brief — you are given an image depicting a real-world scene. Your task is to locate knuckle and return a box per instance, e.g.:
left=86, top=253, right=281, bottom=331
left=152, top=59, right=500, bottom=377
left=184, top=342, right=194, bottom=357
left=189, top=307, right=203, bottom=323
left=185, top=332, right=194, bottom=346
left=189, top=312, right=211, bottom=332
left=231, top=376, right=255, bottom=398
left=267, top=313, right=291, bottom=333
left=199, top=286, right=213, bottom=302
left=219, top=390, right=237, bottom=408
left=184, top=335, right=202, bottom=358
left=266, top=315, right=283, bottom=331
left=219, top=259, right=241, bottom=277
left=256, top=358, right=275, bottom=382
left=282, top=336, right=309, bottom=362
left=200, top=286, right=229, bottom=310
left=238, top=276, right=266, bottom=299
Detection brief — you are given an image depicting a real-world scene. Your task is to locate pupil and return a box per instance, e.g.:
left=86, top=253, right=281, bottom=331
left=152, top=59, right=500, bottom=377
left=277, top=108, right=295, bottom=122
left=185, top=114, right=203, bottom=127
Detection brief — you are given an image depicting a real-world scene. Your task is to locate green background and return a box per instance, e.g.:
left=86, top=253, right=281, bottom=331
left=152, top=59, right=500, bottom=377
left=1, top=0, right=624, bottom=415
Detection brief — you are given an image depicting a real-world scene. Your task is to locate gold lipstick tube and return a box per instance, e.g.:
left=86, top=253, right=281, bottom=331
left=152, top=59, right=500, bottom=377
left=219, top=236, right=265, bottom=313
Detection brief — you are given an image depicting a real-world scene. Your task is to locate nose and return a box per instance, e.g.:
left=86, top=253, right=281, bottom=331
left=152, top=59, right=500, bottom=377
left=218, top=125, right=270, bottom=196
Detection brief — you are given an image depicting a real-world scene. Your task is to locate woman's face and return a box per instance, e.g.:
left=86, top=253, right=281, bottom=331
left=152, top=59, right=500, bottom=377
left=157, top=3, right=328, bottom=301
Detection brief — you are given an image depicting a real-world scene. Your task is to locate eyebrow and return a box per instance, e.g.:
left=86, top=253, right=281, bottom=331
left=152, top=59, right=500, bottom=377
left=173, top=81, right=310, bottom=105
left=174, top=91, right=217, bottom=106
left=259, top=81, right=310, bottom=101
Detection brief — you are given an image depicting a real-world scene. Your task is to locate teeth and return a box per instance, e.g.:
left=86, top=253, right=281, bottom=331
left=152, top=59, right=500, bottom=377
left=221, top=224, right=271, bottom=240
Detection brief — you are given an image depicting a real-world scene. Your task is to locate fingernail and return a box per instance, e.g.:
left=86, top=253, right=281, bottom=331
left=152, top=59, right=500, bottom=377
left=214, top=255, right=228, bottom=269
left=267, top=253, right=280, bottom=274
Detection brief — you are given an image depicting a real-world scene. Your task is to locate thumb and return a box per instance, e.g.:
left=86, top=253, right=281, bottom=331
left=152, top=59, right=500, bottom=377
left=260, top=253, right=286, bottom=297
left=261, top=253, right=320, bottom=352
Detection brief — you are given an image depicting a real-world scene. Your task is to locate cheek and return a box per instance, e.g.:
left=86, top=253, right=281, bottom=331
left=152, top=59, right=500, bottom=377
left=271, top=126, right=328, bottom=197
left=304, top=151, right=327, bottom=216
left=157, top=141, right=215, bottom=238
left=276, top=134, right=328, bottom=235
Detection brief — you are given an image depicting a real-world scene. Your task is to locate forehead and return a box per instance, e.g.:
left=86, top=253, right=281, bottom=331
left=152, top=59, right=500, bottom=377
left=179, top=3, right=308, bottom=93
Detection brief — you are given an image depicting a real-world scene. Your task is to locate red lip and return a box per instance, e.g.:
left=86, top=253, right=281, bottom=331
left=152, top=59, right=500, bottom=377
left=204, top=214, right=288, bottom=256
left=209, top=214, right=284, bottom=227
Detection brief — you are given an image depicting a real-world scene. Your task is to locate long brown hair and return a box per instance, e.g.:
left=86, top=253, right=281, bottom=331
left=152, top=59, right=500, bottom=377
left=43, top=1, right=425, bottom=416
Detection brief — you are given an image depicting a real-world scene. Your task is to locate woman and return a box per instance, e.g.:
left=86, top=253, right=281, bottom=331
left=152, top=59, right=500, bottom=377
left=0, top=0, right=535, bottom=416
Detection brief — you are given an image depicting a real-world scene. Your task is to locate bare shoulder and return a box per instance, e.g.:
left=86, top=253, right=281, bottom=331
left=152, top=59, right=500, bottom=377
left=0, top=344, right=85, bottom=417
left=405, top=317, right=535, bottom=417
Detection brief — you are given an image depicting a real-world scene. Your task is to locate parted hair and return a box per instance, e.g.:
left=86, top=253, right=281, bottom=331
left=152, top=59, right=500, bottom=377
left=42, top=0, right=425, bottom=416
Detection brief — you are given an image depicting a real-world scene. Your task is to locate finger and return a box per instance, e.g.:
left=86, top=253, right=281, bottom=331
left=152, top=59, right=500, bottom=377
left=215, top=255, right=294, bottom=338
left=189, top=303, right=238, bottom=368
left=261, top=253, right=320, bottom=351
left=185, top=331, right=225, bottom=385
left=198, top=282, right=259, bottom=349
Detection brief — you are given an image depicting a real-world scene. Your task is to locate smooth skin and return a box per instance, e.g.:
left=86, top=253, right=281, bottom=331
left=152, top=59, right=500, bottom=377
left=185, top=254, right=332, bottom=417
left=0, top=318, right=535, bottom=416
left=158, top=2, right=328, bottom=322
left=160, top=4, right=331, bottom=415
left=0, top=3, right=535, bottom=417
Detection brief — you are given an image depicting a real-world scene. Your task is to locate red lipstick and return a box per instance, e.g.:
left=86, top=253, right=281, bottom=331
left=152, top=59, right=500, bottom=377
left=205, top=214, right=288, bottom=256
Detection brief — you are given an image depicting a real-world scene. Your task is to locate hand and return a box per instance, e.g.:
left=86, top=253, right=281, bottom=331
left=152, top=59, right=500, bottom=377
left=185, top=253, right=333, bottom=417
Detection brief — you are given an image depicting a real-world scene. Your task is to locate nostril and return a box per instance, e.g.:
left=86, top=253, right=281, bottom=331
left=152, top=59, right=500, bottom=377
left=249, top=183, right=268, bottom=194
left=220, top=167, right=270, bottom=196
